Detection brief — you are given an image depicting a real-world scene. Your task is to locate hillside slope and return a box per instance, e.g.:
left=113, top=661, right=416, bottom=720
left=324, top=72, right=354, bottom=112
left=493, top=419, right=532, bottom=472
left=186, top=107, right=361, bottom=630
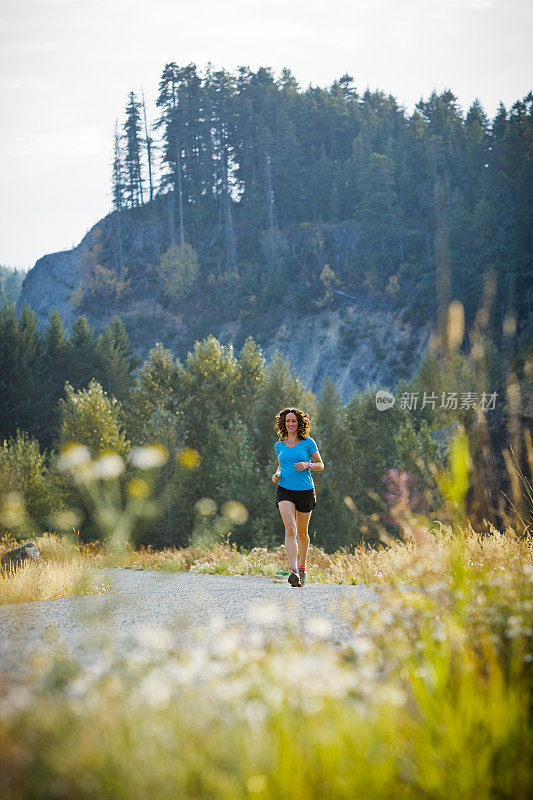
left=19, top=206, right=429, bottom=402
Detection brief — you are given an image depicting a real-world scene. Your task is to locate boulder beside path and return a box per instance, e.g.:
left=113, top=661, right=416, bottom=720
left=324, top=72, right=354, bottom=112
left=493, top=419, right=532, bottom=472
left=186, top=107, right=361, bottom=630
left=1, top=542, right=42, bottom=573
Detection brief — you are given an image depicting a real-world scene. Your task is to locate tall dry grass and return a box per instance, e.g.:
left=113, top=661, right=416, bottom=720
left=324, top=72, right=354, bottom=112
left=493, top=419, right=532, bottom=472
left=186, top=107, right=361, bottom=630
left=79, top=524, right=533, bottom=585
left=0, top=534, right=110, bottom=605
left=1, top=523, right=531, bottom=605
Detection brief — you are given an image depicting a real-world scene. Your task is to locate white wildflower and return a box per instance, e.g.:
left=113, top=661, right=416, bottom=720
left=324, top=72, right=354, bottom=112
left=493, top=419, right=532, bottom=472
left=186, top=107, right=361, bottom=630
left=138, top=669, right=173, bottom=708
left=244, top=701, right=268, bottom=727
left=375, top=685, right=407, bottom=707
left=212, top=629, right=241, bottom=657
left=305, top=616, right=333, bottom=638
left=93, top=452, right=125, bottom=479
left=57, top=443, right=91, bottom=470
left=260, top=685, right=284, bottom=709
left=247, top=601, right=279, bottom=626
left=135, top=626, right=173, bottom=652
left=129, top=444, right=169, bottom=469
left=195, top=497, right=217, bottom=516
left=222, top=501, right=249, bottom=524
left=351, top=636, right=374, bottom=656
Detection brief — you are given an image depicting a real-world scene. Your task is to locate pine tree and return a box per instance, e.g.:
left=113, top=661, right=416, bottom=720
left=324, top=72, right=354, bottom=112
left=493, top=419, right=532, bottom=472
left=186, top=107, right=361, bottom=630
left=342, top=388, right=408, bottom=518
left=252, top=352, right=316, bottom=464
left=111, top=119, right=125, bottom=274
left=206, top=67, right=238, bottom=267
left=354, top=152, right=401, bottom=283
left=0, top=266, right=25, bottom=303
left=141, top=88, right=155, bottom=203
left=433, top=149, right=453, bottom=357
left=464, top=99, right=490, bottom=204
left=156, top=63, right=187, bottom=244
left=198, top=416, right=261, bottom=547
left=122, top=91, right=145, bottom=207
left=313, top=377, right=358, bottom=549
left=0, top=304, right=46, bottom=440
left=126, top=343, right=183, bottom=445
left=181, top=335, right=240, bottom=449
left=0, top=431, right=58, bottom=534
left=40, top=309, right=70, bottom=445
left=97, top=316, right=137, bottom=402
left=66, top=316, right=101, bottom=390
left=112, top=119, right=125, bottom=212
left=235, top=336, right=266, bottom=413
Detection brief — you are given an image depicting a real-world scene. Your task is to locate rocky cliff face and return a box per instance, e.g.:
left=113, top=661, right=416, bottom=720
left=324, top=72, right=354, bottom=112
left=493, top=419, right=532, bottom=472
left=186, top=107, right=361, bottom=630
left=19, top=216, right=429, bottom=402
left=218, top=304, right=427, bottom=401
left=19, top=221, right=101, bottom=330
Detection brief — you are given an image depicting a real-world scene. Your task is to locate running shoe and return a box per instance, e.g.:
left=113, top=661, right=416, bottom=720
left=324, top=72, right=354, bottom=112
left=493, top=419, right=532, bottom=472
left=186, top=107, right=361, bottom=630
left=298, top=567, right=306, bottom=587
left=288, top=568, right=300, bottom=587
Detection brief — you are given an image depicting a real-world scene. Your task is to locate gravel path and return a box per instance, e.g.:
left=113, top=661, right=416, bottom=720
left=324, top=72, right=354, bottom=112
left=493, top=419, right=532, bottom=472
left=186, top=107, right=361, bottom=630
left=0, top=570, right=375, bottom=682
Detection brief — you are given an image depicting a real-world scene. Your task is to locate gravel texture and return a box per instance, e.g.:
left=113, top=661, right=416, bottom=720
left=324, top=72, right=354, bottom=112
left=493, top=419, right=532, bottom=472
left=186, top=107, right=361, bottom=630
left=0, top=570, right=376, bottom=682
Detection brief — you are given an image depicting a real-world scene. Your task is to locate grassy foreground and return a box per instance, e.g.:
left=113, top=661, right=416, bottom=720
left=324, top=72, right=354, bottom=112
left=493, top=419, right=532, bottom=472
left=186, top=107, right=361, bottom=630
left=0, top=527, right=531, bottom=799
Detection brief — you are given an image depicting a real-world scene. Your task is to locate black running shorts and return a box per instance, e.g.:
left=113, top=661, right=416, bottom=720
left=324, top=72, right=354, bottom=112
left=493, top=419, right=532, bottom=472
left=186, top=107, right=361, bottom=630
left=276, top=485, right=316, bottom=513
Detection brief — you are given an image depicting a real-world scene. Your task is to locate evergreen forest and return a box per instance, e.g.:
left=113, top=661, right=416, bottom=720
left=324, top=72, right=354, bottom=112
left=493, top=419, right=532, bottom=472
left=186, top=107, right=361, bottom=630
left=74, top=64, right=533, bottom=348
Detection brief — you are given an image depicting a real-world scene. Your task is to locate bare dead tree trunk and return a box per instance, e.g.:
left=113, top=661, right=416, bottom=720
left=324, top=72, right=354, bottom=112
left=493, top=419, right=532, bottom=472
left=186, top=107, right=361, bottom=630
left=434, top=159, right=452, bottom=358
left=112, top=120, right=124, bottom=274
left=220, top=148, right=237, bottom=267
left=169, top=188, right=176, bottom=249
left=141, top=88, right=154, bottom=203
left=265, top=154, right=275, bottom=268
left=177, top=143, right=185, bottom=245
left=224, top=191, right=237, bottom=268
left=115, top=211, right=124, bottom=275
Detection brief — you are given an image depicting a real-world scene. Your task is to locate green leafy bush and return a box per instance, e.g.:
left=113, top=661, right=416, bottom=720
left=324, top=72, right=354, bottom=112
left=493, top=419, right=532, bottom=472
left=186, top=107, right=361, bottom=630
left=0, top=431, right=59, bottom=535
left=158, top=243, right=200, bottom=304
left=58, top=380, right=129, bottom=457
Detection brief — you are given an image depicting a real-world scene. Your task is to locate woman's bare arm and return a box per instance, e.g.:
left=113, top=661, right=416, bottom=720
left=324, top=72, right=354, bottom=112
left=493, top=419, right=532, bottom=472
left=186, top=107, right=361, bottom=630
left=294, top=450, right=324, bottom=471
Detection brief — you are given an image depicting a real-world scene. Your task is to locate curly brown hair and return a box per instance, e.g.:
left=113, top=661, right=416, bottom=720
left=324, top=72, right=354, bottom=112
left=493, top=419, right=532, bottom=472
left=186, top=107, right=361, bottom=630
left=274, top=407, right=311, bottom=441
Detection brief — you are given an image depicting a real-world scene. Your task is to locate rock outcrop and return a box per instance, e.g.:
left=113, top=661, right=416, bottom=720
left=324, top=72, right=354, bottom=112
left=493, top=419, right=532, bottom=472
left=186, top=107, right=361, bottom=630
left=218, top=303, right=427, bottom=401
left=1, top=541, right=42, bottom=573
left=19, top=213, right=429, bottom=402
left=19, top=221, right=103, bottom=330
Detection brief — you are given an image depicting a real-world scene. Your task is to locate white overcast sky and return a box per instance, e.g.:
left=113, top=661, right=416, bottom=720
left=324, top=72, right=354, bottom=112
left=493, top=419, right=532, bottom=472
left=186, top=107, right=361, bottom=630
left=1, top=0, right=531, bottom=270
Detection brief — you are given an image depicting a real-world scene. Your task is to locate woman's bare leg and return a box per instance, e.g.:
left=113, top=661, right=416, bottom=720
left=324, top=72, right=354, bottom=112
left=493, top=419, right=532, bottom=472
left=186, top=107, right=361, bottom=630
left=278, top=500, right=298, bottom=571
left=295, top=510, right=311, bottom=568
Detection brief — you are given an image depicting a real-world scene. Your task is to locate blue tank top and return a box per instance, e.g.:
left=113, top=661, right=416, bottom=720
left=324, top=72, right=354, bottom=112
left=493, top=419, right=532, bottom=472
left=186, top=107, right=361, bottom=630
left=274, top=437, right=318, bottom=491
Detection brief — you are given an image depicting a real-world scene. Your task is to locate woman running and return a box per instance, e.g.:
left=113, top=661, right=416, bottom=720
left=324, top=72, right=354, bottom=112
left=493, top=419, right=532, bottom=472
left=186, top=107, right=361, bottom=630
left=271, top=407, right=324, bottom=587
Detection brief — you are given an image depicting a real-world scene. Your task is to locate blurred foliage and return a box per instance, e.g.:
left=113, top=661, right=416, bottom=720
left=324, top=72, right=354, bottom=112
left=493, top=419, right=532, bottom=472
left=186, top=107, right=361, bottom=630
left=0, top=431, right=60, bottom=536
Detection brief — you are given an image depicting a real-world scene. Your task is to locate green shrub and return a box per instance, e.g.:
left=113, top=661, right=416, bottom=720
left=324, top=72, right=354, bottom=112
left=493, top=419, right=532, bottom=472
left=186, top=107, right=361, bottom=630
left=58, top=379, right=128, bottom=457
left=0, top=431, right=59, bottom=535
left=158, top=243, right=200, bottom=304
